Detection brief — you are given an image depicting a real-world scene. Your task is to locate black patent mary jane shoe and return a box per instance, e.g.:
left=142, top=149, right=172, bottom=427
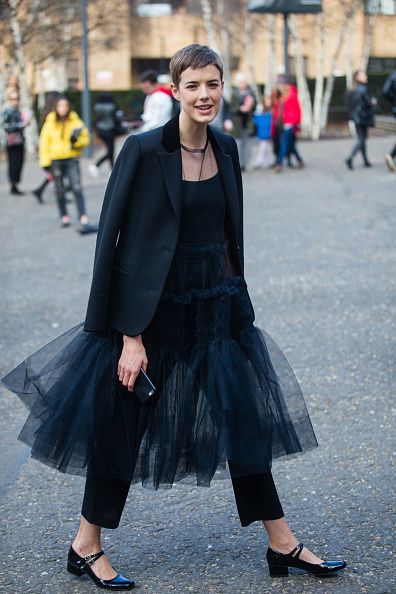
left=67, top=546, right=135, bottom=590
left=267, top=542, right=346, bottom=578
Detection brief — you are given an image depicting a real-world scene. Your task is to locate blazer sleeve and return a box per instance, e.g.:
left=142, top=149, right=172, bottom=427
left=84, top=135, right=141, bottom=332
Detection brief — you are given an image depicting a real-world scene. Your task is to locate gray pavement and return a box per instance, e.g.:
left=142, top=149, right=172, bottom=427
left=0, top=135, right=395, bottom=594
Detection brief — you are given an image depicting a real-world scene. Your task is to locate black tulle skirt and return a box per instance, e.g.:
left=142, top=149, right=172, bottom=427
left=2, top=240, right=318, bottom=489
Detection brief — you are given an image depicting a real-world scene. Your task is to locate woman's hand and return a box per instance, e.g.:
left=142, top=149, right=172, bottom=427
left=118, top=335, right=148, bottom=392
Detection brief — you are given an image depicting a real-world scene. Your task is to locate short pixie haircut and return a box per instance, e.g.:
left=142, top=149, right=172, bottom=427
left=169, top=44, right=223, bottom=88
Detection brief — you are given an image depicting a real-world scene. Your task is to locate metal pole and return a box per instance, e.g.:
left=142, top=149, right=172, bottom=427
left=283, top=12, right=290, bottom=77
left=81, top=0, right=92, bottom=156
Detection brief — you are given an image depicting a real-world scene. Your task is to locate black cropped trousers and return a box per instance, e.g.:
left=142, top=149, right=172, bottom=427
left=81, top=370, right=284, bottom=530
left=81, top=471, right=284, bottom=529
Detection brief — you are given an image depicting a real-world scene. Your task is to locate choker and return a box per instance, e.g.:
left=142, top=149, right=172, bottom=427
left=180, top=136, right=209, bottom=154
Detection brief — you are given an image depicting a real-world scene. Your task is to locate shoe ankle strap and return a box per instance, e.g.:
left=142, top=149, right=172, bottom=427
left=82, top=550, right=104, bottom=568
left=289, top=543, right=304, bottom=559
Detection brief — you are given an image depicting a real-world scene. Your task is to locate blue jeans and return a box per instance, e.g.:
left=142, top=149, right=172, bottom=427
left=51, top=158, right=86, bottom=218
left=277, top=127, right=303, bottom=165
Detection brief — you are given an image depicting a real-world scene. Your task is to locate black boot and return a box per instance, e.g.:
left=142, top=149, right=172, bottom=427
left=10, top=185, right=25, bottom=195
left=345, top=157, right=353, bottom=170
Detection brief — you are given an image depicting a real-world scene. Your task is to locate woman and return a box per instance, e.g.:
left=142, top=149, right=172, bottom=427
left=89, top=92, right=123, bottom=178
left=2, top=45, right=346, bottom=590
left=39, top=96, right=97, bottom=233
left=346, top=70, right=375, bottom=170
left=272, top=76, right=304, bottom=173
left=2, top=90, right=28, bottom=195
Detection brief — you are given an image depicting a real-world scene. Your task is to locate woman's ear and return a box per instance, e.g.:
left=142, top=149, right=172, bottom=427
left=170, top=82, right=180, bottom=102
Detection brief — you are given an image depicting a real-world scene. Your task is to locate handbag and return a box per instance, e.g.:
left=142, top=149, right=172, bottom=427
left=6, top=131, right=24, bottom=147
left=133, top=367, right=156, bottom=403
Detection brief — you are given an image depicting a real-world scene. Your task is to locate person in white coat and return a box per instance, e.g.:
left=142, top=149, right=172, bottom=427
left=136, top=70, right=173, bottom=133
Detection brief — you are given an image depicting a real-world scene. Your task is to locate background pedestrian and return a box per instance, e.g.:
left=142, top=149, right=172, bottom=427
left=134, top=69, right=173, bottom=133
left=89, top=92, right=123, bottom=178
left=383, top=70, right=396, bottom=172
left=39, top=96, right=97, bottom=233
left=253, top=95, right=272, bottom=169
left=272, top=75, right=304, bottom=173
left=230, top=72, right=256, bottom=171
left=2, top=90, right=29, bottom=195
left=345, top=70, right=375, bottom=170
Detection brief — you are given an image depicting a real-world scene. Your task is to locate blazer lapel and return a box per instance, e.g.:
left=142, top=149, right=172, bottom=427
left=158, top=151, right=182, bottom=220
left=211, top=134, right=240, bottom=243
left=158, top=115, right=183, bottom=220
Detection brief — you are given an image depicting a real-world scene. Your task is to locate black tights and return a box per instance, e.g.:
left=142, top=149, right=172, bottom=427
left=81, top=471, right=284, bottom=529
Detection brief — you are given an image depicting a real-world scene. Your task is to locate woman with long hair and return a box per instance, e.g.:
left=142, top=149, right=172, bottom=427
left=39, top=96, right=97, bottom=233
left=3, top=45, right=346, bottom=589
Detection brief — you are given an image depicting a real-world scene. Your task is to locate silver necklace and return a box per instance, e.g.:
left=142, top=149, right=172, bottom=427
left=181, top=136, right=209, bottom=181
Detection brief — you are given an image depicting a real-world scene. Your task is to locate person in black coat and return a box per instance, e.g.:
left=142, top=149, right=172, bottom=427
left=89, top=93, right=123, bottom=177
left=383, top=71, right=396, bottom=171
left=2, top=90, right=28, bottom=195
left=2, top=45, right=346, bottom=590
left=346, top=70, right=375, bottom=170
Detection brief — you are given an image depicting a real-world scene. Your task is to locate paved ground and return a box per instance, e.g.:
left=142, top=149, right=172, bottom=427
left=0, top=134, right=395, bottom=594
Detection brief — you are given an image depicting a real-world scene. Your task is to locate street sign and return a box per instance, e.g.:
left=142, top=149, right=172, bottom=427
left=248, top=0, right=321, bottom=13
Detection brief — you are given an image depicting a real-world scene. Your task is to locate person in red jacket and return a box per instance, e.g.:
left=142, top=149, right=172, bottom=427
left=272, top=76, right=304, bottom=172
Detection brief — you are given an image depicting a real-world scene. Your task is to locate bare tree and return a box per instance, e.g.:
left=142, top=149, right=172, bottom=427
left=312, top=12, right=325, bottom=140
left=361, top=0, right=380, bottom=71
left=200, top=0, right=220, bottom=52
left=288, top=15, right=313, bottom=136
left=320, top=0, right=360, bottom=130
left=2, top=0, right=126, bottom=155
left=6, top=0, right=39, bottom=155
left=243, top=0, right=261, bottom=101
left=264, top=14, right=277, bottom=96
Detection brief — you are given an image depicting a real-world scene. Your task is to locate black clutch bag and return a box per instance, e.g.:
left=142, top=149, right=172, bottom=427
left=133, top=368, right=156, bottom=403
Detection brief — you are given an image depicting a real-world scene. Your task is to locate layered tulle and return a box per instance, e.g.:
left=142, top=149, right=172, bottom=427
left=2, top=240, right=318, bottom=488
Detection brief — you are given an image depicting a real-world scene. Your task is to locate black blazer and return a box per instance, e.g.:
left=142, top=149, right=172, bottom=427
left=84, top=114, right=252, bottom=336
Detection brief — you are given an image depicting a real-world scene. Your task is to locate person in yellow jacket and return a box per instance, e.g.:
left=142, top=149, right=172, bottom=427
left=39, top=96, right=97, bottom=233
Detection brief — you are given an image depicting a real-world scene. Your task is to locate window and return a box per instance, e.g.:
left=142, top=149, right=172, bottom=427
left=365, top=0, right=396, bottom=15
left=368, top=57, right=396, bottom=73
left=67, top=59, right=79, bottom=90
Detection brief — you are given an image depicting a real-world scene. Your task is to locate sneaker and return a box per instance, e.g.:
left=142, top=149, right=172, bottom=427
left=88, top=164, right=100, bottom=178
left=384, top=153, right=395, bottom=172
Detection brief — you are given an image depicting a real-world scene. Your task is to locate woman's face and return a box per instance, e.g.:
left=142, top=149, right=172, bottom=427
left=171, top=64, right=223, bottom=125
left=56, top=99, right=70, bottom=118
left=9, top=94, right=19, bottom=107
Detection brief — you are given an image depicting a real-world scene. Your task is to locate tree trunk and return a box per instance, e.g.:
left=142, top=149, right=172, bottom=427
left=264, top=14, right=277, bottom=96
left=312, top=12, right=325, bottom=140
left=345, top=17, right=353, bottom=90
left=361, top=0, right=380, bottom=71
left=200, top=0, right=219, bottom=53
left=320, top=0, right=359, bottom=131
left=289, top=15, right=312, bottom=137
left=243, top=1, right=261, bottom=102
left=7, top=0, right=38, bottom=157
left=218, top=0, right=232, bottom=101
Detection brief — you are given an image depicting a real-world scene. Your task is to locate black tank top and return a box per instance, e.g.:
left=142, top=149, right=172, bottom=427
left=178, top=173, right=225, bottom=244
